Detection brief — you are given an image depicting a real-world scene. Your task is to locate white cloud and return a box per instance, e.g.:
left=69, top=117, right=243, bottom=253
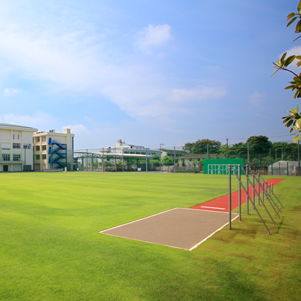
left=3, top=88, right=21, bottom=95
left=249, top=91, right=264, bottom=106
left=0, top=16, right=224, bottom=126
left=168, top=86, right=226, bottom=103
left=135, top=24, right=172, bottom=50
left=62, top=124, right=89, bottom=135
left=1, top=112, right=55, bottom=130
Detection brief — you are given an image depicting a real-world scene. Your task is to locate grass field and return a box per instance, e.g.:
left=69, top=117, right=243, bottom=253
left=0, top=172, right=300, bottom=300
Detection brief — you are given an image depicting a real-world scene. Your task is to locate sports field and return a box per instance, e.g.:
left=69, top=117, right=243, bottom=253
left=0, top=172, right=300, bottom=300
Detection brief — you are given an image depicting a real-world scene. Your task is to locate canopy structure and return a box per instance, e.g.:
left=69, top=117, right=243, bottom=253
left=73, top=150, right=153, bottom=172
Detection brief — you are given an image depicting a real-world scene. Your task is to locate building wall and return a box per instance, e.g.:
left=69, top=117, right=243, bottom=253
left=33, top=129, right=74, bottom=171
left=0, top=125, right=37, bottom=172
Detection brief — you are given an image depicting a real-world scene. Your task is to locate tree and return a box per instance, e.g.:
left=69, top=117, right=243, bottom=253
left=272, top=1, right=301, bottom=142
left=184, top=139, right=221, bottom=154
left=150, top=154, right=160, bottom=164
left=161, top=155, right=173, bottom=165
left=246, top=135, right=272, bottom=155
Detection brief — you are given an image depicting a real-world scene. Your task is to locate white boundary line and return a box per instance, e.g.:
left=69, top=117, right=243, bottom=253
left=99, top=208, right=179, bottom=233
left=201, top=206, right=225, bottom=210
left=189, top=214, right=239, bottom=251
left=101, top=232, right=191, bottom=250
left=181, top=207, right=231, bottom=214
left=100, top=207, right=239, bottom=251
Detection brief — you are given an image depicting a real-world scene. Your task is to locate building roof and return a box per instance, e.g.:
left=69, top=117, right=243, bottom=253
left=178, top=153, right=220, bottom=159
left=0, top=123, right=38, bottom=131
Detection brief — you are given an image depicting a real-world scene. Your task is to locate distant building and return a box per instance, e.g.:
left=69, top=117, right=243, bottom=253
left=0, top=123, right=38, bottom=172
left=33, top=129, right=75, bottom=171
left=178, top=153, right=222, bottom=167
left=104, top=139, right=160, bottom=157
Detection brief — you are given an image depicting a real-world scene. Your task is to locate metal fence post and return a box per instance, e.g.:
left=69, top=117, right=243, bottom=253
left=238, top=165, right=241, bottom=221
left=262, top=180, right=264, bottom=204
left=298, top=139, right=301, bottom=176
left=257, top=173, right=260, bottom=206
left=246, top=164, right=249, bottom=215
left=102, top=148, right=104, bottom=172
left=229, top=164, right=231, bottom=229
left=252, top=174, right=255, bottom=210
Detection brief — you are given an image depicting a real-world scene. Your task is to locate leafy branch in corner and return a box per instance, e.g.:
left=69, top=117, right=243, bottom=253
left=272, top=1, right=301, bottom=142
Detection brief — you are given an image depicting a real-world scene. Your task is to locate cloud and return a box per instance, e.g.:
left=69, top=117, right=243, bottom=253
left=249, top=91, right=264, bottom=106
left=135, top=24, right=172, bottom=50
left=3, top=88, right=21, bottom=95
left=62, top=124, right=89, bottom=135
left=168, top=86, right=226, bottom=103
left=1, top=112, right=55, bottom=129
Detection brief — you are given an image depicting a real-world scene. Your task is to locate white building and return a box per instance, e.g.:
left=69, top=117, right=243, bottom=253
left=33, top=129, right=75, bottom=171
left=0, top=123, right=38, bottom=172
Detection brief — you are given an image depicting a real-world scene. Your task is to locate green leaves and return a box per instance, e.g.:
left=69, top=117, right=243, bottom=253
left=293, top=134, right=301, bottom=143
left=274, top=2, right=301, bottom=143
left=272, top=53, right=296, bottom=77
left=287, top=12, right=296, bottom=20
left=282, top=106, right=301, bottom=142
left=287, top=16, right=297, bottom=27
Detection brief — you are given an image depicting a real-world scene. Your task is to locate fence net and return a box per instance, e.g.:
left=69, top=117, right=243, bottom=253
left=73, top=141, right=301, bottom=176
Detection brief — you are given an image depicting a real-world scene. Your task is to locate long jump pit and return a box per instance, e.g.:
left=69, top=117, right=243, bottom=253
left=100, top=208, right=238, bottom=251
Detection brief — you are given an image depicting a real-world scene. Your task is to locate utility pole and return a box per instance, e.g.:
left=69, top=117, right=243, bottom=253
left=159, top=143, right=164, bottom=171
left=145, top=148, right=148, bottom=172
left=226, top=138, right=229, bottom=159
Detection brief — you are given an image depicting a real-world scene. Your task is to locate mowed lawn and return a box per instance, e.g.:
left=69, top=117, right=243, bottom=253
left=0, top=172, right=300, bottom=301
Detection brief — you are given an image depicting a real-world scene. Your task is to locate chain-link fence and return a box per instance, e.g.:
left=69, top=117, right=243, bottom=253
left=72, top=141, right=300, bottom=176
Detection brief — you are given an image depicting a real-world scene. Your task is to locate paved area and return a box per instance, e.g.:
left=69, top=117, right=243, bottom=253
left=190, top=178, right=284, bottom=212
left=100, top=208, right=238, bottom=250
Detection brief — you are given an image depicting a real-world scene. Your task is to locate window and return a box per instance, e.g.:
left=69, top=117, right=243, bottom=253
left=35, top=137, right=40, bottom=143
left=23, top=144, right=31, bottom=149
left=13, top=154, right=21, bottom=161
left=13, top=134, right=15, bottom=139
left=18, top=134, right=20, bottom=140
left=36, top=146, right=40, bottom=151
left=42, top=145, right=47, bottom=151
left=13, top=143, right=21, bottom=149
left=36, top=155, right=40, bottom=160
left=2, top=148, right=10, bottom=150
left=42, top=154, right=46, bottom=160
left=2, top=154, right=10, bottom=161
left=42, top=136, right=46, bottom=142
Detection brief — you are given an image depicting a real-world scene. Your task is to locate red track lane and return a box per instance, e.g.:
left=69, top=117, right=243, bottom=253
left=190, top=178, right=285, bottom=212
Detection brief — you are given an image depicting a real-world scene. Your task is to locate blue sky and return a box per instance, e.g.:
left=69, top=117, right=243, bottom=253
left=0, top=0, right=298, bottom=149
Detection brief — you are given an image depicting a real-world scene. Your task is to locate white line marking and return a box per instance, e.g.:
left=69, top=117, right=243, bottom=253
left=99, top=208, right=179, bottom=233
left=201, top=206, right=225, bottom=210
left=189, top=215, right=240, bottom=251
left=173, top=207, right=232, bottom=214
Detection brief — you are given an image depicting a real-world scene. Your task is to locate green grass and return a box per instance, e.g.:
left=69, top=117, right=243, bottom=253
left=0, top=172, right=300, bottom=300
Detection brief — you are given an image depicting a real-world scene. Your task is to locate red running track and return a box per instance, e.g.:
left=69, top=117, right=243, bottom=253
left=190, top=178, right=284, bottom=212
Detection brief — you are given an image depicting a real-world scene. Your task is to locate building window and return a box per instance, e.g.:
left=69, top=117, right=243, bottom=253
left=2, top=154, right=10, bottom=161
left=13, top=134, right=15, bottom=139
left=42, top=154, right=46, bottom=160
left=23, top=144, right=31, bottom=149
left=13, top=143, right=21, bottom=149
left=35, top=137, right=40, bottom=143
left=13, top=154, right=21, bottom=161
left=42, top=136, right=46, bottom=142
left=36, top=146, right=40, bottom=151
left=2, top=148, right=10, bottom=150
left=36, top=155, right=40, bottom=160
left=18, top=134, right=20, bottom=140
left=42, top=145, right=47, bottom=151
